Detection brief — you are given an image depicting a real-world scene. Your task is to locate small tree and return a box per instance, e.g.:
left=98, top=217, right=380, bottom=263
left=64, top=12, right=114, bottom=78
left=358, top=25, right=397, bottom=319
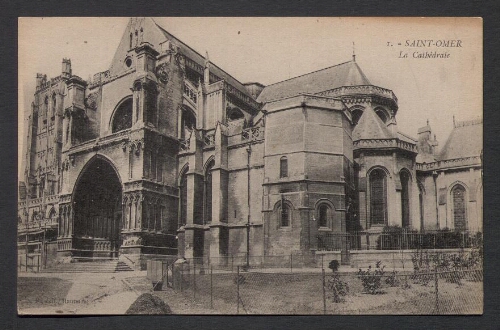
left=357, top=261, right=385, bottom=294
left=326, top=261, right=349, bottom=303
left=328, top=260, right=340, bottom=273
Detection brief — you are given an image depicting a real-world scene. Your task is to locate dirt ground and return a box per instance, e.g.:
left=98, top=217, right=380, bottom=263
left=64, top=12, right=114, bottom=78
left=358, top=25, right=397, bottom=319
left=18, top=269, right=483, bottom=315
left=17, top=271, right=141, bottom=315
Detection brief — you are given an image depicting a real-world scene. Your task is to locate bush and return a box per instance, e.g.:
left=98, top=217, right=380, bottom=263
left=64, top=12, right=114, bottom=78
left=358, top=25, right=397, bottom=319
left=357, top=261, right=385, bottom=294
left=328, top=260, right=340, bottom=273
left=385, top=270, right=400, bottom=287
left=126, top=293, right=172, bottom=314
left=326, top=274, right=349, bottom=303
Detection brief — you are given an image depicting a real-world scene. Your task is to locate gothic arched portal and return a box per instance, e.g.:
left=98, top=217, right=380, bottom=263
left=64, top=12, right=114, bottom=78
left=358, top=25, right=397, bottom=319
left=72, top=157, right=122, bottom=257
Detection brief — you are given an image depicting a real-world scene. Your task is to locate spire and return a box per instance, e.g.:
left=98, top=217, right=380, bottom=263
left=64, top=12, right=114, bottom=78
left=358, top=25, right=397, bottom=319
left=204, top=51, right=210, bottom=67
left=426, top=118, right=429, bottom=126
left=204, top=51, right=210, bottom=85
left=352, top=42, right=356, bottom=62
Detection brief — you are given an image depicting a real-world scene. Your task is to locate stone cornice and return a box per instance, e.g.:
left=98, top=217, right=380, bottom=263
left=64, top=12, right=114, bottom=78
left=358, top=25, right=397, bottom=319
left=353, top=138, right=417, bottom=153
left=316, top=85, right=398, bottom=109
left=416, top=156, right=481, bottom=172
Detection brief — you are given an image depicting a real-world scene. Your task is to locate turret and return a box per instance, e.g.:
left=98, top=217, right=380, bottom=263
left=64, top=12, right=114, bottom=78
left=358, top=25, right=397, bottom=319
left=36, top=73, right=46, bottom=90
left=134, top=42, right=159, bottom=81
left=417, top=119, right=439, bottom=160
left=62, top=58, right=72, bottom=78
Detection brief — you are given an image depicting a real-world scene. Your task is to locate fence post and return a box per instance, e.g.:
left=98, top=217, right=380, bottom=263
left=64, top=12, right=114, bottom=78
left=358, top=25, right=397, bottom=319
left=167, top=261, right=169, bottom=288
left=210, top=266, right=213, bottom=309
left=290, top=253, right=293, bottom=273
left=180, top=266, right=183, bottom=292
left=237, top=266, right=240, bottom=314
left=193, top=262, right=196, bottom=301
left=322, top=254, right=324, bottom=270
left=434, top=267, right=439, bottom=314
left=322, top=268, right=327, bottom=315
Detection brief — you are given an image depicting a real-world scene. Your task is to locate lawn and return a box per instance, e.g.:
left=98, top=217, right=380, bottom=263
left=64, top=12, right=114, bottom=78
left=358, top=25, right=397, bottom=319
left=17, top=277, right=73, bottom=310
left=126, top=270, right=482, bottom=314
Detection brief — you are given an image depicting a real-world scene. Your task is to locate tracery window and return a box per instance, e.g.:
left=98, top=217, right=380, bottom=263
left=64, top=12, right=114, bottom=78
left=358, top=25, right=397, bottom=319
left=452, top=185, right=467, bottom=231
left=280, top=203, right=291, bottom=227
left=370, top=169, right=387, bottom=226
left=51, top=93, right=57, bottom=116
left=112, top=98, right=133, bottom=133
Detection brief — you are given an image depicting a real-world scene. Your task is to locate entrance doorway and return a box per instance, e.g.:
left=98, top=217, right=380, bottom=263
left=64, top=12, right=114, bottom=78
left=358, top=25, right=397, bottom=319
left=73, top=157, right=122, bottom=258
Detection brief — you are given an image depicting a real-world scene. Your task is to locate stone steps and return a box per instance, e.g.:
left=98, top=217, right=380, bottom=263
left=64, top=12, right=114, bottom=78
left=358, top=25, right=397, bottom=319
left=42, top=260, right=134, bottom=273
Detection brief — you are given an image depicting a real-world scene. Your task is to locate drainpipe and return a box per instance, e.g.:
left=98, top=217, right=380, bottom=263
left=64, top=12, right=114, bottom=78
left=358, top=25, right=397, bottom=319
left=245, top=144, right=252, bottom=270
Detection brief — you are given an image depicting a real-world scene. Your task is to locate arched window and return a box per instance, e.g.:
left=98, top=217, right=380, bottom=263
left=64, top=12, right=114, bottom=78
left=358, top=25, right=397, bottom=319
left=452, top=185, right=467, bottom=231
left=351, top=109, right=363, bottom=126
left=44, top=96, right=49, bottom=114
left=375, top=108, right=388, bottom=123
left=204, top=160, right=214, bottom=223
left=370, top=169, right=387, bottom=226
left=112, top=98, right=133, bottom=133
left=318, top=204, right=329, bottom=228
left=51, top=93, right=57, bottom=116
left=280, top=156, right=288, bottom=178
left=400, top=171, right=410, bottom=228
left=227, top=108, right=244, bottom=121
left=418, top=183, right=424, bottom=231
left=179, top=167, right=189, bottom=227
left=280, top=203, right=291, bottom=227
left=181, top=108, right=196, bottom=139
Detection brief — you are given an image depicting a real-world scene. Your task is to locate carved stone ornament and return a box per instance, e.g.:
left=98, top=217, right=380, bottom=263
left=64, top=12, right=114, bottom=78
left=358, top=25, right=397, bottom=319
left=155, top=63, right=170, bottom=84
left=85, top=92, right=99, bottom=110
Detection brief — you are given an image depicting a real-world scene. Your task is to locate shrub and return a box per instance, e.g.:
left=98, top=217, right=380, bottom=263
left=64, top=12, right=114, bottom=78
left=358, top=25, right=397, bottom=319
left=326, top=274, right=349, bottom=303
left=357, top=261, right=385, bottom=294
left=328, top=260, right=340, bottom=273
left=385, top=270, right=399, bottom=287
left=126, top=293, right=172, bottom=314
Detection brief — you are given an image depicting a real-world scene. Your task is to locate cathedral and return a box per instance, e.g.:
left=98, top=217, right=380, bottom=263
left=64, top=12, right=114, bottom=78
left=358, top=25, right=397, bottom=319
left=18, top=18, right=482, bottom=269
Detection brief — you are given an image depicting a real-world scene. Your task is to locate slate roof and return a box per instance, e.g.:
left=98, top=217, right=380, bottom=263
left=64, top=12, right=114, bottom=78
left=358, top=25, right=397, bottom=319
left=257, top=60, right=371, bottom=103
left=398, top=131, right=417, bottom=143
left=438, top=119, right=482, bottom=161
left=352, top=106, right=393, bottom=141
left=153, top=20, right=254, bottom=100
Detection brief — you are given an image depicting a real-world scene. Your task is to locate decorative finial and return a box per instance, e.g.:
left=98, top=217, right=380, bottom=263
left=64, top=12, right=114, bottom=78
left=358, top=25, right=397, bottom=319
left=352, top=42, right=356, bottom=62
left=453, top=115, right=456, bottom=127
left=205, top=51, right=210, bottom=66
left=426, top=119, right=429, bottom=126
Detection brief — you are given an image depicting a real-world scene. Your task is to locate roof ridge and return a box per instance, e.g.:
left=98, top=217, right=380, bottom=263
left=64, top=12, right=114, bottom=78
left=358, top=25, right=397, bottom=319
left=153, top=20, right=254, bottom=100
left=454, top=118, right=482, bottom=128
left=263, top=60, right=354, bottom=88
left=398, top=130, right=417, bottom=142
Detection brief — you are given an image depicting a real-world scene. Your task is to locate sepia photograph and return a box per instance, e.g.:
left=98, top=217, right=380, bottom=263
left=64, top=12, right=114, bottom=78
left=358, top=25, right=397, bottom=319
left=17, top=17, right=482, bottom=315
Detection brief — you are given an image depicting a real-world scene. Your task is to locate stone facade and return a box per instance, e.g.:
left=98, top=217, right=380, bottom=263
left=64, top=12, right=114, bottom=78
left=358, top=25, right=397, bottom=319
left=18, top=17, right=482, bottom=267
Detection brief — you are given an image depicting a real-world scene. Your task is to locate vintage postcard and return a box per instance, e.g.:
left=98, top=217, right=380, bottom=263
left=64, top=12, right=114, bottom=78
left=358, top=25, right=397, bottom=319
left=18, top=17, right=482, bottom=315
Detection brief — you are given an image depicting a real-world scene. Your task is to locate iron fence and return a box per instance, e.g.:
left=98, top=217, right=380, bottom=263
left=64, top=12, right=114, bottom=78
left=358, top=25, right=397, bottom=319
left=317, top=230, right=482, bottom=251
left=143, top=257, right=483, bottom=314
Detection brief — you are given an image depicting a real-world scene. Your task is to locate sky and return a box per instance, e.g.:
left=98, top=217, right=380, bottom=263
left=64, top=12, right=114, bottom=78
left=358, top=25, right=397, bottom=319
left=18, top=17, right=482, bottom=177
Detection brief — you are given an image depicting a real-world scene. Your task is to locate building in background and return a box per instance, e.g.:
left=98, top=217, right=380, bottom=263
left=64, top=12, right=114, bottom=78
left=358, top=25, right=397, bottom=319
left=18, top=18, right=482, bottom=270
